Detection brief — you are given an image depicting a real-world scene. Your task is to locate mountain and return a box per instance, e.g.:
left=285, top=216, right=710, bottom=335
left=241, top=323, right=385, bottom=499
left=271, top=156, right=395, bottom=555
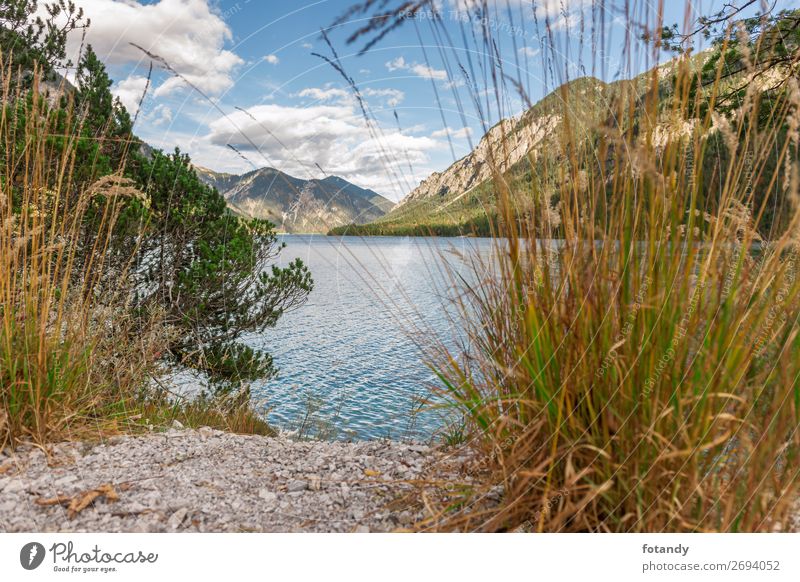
left=330, top=57, right=713, bottom=237
left=329, top=76, right=611, bottom=236
left=194, top=166, right=394, bottom=233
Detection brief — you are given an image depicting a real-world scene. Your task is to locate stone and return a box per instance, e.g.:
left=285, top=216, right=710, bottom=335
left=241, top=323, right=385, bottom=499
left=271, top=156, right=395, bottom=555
left=52, top=474, right=78, bottom=488
left=258, top=489, right=277, bottom=504
left=2, top=479, right=25, bottom=494
left=287, top=479, right=307, bottom=492
left=167, top=507, right=188, bottom=530
left=0, top=430, right=471, bottom=533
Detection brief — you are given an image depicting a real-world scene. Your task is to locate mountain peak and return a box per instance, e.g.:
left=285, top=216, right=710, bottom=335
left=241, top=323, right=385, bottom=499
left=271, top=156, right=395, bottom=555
left=195, top=166, right=393, bottom=233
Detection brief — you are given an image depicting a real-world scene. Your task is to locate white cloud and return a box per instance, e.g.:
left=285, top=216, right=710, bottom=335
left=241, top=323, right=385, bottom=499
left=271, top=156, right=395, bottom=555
left=362, top=88, right=405, bottom=108
left=518, top=46, right=540, bottom=58
left=204, top=103, right=438, bottom=198
left=385, top=56, right=407, bottom=72
left=264, top=54, right=280, bottom=65
left=112, top=74, right=149, bottom=113
left=60, top=0, right=243, bottom=97
left=301, top=42, right=313, bottom=49
left=431, top=126, right=472, bottom=139
left=450, top=0, right=592, bottom=31
left=412, top=63, right=448, bottom=81
left=297, top=87, right=404, bottom=109
left=149, top=104, right=174, bottom=127
left=297, top=87, right=351, bottom=103
left=451, top=0, right=589, bottom=18
left=385, top=56, right=448, bottom=81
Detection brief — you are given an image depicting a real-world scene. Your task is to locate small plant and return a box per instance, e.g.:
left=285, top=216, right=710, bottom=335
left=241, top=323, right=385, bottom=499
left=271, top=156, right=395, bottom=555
left=439, top=420, right=468, bottom=448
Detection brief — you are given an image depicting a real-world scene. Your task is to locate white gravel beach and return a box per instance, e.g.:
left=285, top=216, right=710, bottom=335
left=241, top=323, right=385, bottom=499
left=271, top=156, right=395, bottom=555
left=0, top=427, right=476, bottom=532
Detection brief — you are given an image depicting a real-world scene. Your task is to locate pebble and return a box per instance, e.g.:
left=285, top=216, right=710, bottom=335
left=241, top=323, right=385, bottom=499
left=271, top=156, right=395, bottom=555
left=287, top=479, right=308, bottom=492
left=0, top=430, right=473, bottom=532
left=167, top=507, right=188, bottom=530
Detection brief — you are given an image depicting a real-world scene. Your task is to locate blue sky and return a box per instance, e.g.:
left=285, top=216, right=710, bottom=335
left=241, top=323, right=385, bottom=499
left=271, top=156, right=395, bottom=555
left=59, top=0, right=787, bottom=201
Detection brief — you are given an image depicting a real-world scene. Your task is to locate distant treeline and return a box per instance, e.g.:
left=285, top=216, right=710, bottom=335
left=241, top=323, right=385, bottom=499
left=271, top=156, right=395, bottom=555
left=328, top=213, right=496, bottom=237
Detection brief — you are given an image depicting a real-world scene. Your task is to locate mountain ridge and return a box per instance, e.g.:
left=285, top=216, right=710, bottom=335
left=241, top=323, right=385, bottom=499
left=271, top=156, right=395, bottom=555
left=329, top=55, right=718, bottom=236
left=194, top=165, right=394, bottom=233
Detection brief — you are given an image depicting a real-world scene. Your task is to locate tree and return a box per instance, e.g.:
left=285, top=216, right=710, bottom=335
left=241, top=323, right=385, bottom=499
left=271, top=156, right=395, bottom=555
left=0, top=0, right=88, bottom=77
left=75, top=44, right=133, bottom=167
left=127, top=149, right=313, bottom=394
left=2, top=1, right=314, bottom=394
left=657, top=7, right=800, bottom=119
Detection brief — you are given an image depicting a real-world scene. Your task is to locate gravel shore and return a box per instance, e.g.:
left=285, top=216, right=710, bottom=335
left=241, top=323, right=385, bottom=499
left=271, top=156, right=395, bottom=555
left=0, top=427, right=474, bottom=532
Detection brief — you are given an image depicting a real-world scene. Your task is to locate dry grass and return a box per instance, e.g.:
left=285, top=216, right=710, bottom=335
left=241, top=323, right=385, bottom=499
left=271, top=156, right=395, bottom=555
left=0, top=60, right=272, bottom=448
left=417, top=6, right=800, bottom=531
left=0, top=61, right=158, bottom=447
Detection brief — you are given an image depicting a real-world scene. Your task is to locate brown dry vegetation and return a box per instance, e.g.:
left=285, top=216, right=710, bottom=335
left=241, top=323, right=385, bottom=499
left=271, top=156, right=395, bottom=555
left=0, top=61, right=271, bottom=449
left=397, top=4, right=800, bottom=531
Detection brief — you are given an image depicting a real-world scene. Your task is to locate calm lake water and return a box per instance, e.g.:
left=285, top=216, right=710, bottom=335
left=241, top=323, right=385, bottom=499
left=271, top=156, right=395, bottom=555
left=246, top=235, right=492, bottom=441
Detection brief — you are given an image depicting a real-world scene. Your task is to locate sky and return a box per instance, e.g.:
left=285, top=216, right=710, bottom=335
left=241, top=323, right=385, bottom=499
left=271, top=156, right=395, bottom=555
left=51, top=0, right=792, bottom=202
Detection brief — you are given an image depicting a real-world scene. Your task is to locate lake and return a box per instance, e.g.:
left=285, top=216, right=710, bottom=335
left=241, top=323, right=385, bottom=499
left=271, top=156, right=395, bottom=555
left=246, top=235, right=492, bottom=441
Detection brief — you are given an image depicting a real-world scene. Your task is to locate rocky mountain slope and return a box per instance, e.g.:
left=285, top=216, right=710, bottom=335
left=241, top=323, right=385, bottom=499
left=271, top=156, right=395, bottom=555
left=332, top=57, right=717, bottom=237
left=195, top=166, right=394, bottom=233
left=330, top=76, right=612, bottom=236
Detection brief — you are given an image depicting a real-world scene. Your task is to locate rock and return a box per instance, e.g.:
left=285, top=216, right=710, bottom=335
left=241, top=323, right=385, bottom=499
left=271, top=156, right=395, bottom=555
left=171, top=420, right=185, bottom=430
left=167, top=507, right=188, bottom=530
left=487, top=485, right=504, bottom=502
left=396, top=114, right=559, bottom=212
left=351, top=508, right=365, bottom=520
left=52, top=474, right=78, bottom=488
left=1, top=478, right=25, bottom=494
left=287, top=479, right=307, bottom=492
left=258, top=489, right=277, bottom=504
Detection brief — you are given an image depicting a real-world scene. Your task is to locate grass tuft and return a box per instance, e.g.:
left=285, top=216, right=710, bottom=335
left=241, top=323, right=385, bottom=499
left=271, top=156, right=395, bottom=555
left=420, top=5, right=800, bottom=532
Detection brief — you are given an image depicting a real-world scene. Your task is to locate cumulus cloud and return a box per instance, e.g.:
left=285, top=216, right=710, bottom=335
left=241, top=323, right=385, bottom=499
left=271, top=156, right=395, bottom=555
left=60, top=0, right=242, bottom=97
left=149, top=104, right=174, bottom=127
left=264, top=54, right=280, bottom=65
left=449, top=0, right=592, bottom=31
left=385, top=56, right=448, bottom=81
left=297, top=87, right=351, bottom=103
left=518, top=46, right=540, bottom=58
left=362, top=88, right=405, bottom=108
left=112, top=74, right=149, bottom=113
left=430, top=126, right=473, bottom=139
left=204, top=103, right=438, bottom=198
left=451, top=0, right=589, bottom=18
left=297, top=87, right=404, bottom=109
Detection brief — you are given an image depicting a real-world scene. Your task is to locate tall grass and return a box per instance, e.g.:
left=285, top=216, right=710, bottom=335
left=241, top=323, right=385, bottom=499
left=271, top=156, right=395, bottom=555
left=0, top=59, right=277, bottom=447
left=0, top=61, right=160, bottom=447
left=416, top=7, right=800, bottom=531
